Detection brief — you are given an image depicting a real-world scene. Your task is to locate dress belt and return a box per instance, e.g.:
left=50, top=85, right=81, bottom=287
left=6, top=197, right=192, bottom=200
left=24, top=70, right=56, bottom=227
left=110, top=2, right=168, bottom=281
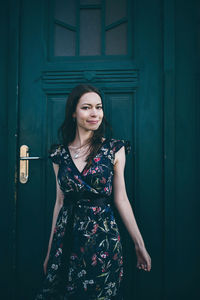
left=58, top=191, right=112, bottom=280
left=63, top=190, right=112, bottom=206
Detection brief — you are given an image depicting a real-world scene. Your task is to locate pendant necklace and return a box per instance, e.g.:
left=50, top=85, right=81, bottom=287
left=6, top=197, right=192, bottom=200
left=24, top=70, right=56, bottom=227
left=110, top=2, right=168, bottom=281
left=74, top=149, right=80, bottom=159
left=69, top=143, right=89, bottom=159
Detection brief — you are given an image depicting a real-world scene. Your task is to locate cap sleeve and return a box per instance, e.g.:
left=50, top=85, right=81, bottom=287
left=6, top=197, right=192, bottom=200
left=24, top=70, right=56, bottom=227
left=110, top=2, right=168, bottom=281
left=48, top=144, right=62, bottom=165
left=111, top=139, right=131, bottom=155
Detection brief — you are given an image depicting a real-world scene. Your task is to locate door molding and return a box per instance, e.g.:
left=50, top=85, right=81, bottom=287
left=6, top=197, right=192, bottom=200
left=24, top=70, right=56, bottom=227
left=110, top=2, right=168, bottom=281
left=7, top=0, right=21, bottom=299
left=41, top=69, right=139, bottom=92
left=163, top=0, right=176, bottom=298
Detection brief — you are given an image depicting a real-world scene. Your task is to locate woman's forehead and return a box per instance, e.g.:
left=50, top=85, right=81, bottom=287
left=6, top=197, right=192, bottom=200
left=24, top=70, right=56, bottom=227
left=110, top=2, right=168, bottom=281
left=78, top=92, right=102, bottom=105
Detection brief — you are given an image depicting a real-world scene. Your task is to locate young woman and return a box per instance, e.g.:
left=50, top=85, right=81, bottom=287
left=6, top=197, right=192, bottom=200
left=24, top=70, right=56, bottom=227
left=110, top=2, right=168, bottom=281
left=35, top=84, right=151, bottom=300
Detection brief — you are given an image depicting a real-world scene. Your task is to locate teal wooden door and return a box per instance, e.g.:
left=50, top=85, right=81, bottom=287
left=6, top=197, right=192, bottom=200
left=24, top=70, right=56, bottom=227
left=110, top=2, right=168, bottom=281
left=16, top=0, right=163, bottom=299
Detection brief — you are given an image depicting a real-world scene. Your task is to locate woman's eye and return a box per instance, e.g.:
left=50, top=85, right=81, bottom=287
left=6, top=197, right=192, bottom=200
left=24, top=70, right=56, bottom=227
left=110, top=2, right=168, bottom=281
left=82, top=106, right=102, bottom=110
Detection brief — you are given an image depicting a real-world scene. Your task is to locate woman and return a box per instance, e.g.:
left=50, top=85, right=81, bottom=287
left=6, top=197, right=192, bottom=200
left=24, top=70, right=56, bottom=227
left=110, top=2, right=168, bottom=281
left=35, top=84, right=151, bottom=300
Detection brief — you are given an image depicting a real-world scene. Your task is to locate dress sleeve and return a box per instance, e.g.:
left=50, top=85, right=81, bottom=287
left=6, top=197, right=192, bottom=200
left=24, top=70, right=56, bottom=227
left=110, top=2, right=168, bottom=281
left=48, top=144, right=62, bottom=165
left=111, top=139, right=131, bottom=155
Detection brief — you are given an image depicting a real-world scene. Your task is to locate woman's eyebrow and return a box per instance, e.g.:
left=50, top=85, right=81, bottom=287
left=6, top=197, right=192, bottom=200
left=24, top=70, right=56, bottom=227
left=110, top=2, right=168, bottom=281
left=81, top=103, right=102, bottom=106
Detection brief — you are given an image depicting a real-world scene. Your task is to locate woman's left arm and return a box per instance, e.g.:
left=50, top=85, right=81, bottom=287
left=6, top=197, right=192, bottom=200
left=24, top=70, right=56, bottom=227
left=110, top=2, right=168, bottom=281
left=113, top=146, right=152, bottom=272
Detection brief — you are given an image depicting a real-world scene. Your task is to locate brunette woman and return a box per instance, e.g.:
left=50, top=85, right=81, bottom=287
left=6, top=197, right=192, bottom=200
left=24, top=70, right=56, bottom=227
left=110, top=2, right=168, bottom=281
left=35, top=84, right=151, bottom=300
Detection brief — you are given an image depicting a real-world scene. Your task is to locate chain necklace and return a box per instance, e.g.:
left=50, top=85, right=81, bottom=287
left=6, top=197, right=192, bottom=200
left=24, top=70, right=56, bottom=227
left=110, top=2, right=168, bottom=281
left=68, top=143, right=89, bottom=159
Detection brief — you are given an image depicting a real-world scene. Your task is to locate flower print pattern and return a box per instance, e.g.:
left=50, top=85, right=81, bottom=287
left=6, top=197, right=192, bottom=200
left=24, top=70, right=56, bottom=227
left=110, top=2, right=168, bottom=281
left=35, top=138, right=131, bottom=300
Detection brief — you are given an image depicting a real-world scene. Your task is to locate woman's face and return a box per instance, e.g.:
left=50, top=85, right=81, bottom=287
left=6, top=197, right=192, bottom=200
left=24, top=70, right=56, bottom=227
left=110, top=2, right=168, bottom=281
left=73, top=92, right=104, bottom=132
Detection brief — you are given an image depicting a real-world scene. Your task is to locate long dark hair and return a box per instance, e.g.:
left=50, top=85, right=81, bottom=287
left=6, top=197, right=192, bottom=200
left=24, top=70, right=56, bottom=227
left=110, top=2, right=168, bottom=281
left=56, top=84, right=112, bottom=168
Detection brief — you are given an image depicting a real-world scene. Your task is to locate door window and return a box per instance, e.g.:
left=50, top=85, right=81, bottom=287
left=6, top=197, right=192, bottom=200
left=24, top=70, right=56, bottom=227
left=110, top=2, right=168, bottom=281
left=52, top=0, right=130, bottom=57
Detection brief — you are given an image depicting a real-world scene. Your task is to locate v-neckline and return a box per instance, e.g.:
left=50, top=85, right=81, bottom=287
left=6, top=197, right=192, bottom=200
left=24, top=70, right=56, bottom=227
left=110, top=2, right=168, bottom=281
left=66, top=138, right=108, bottom=175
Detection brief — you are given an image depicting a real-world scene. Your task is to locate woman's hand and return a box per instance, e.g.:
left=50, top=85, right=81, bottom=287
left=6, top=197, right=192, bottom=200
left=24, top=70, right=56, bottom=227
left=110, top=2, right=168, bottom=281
left=43, top=253, right=50, bottom=275
left=135, top=244, right=151, bottom=272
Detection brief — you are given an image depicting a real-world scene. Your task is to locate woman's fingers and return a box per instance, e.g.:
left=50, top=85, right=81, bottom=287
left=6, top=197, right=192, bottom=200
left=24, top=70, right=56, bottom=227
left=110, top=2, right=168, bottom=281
left=137, top=262, right=151, bottom=271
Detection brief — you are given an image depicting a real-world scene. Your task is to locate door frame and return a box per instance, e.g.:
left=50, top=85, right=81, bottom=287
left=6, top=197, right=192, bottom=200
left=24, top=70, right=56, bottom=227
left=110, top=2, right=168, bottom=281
left=7, top=0, right=20, bottom=299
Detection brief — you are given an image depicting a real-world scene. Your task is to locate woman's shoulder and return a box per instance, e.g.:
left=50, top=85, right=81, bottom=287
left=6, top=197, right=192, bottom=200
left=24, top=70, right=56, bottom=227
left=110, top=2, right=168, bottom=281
left=48, top=143, right=65, bottom=165
left=108, top=138, right=131, bottom=155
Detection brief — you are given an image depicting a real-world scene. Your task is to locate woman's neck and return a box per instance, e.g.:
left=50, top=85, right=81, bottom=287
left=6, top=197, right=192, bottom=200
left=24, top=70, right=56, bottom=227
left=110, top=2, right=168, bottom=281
left=70, top=128, right=93, bottom=147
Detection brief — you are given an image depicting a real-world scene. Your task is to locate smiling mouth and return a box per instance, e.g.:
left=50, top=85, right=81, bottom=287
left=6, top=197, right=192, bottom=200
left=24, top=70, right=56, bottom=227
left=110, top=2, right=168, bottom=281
left=87, top=120, right=99, bottom=124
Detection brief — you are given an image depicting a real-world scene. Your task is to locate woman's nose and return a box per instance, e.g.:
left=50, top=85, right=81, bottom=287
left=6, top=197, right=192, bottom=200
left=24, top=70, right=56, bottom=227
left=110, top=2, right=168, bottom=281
left=90, top=108, right=98, bottom=116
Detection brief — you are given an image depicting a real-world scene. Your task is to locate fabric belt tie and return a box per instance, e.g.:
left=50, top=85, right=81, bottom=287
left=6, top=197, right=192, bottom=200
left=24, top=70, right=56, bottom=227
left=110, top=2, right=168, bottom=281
left=63, top=190, right=112, bottom=207
left=58, top=191, right=112, bottom=280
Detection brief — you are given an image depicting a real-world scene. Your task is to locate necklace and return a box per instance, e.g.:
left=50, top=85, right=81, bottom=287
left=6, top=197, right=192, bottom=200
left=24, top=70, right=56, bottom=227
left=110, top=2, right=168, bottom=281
left=68, top=143, right=89, bottom=159
left=68, top=137, right=106, bottom=159
left=73, top=148, right=81, bottom=159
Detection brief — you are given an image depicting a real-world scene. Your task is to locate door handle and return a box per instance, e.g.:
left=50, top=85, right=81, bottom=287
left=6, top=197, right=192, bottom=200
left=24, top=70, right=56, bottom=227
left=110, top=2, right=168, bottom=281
left=20, top=156, right=41, bottom=160
left=19, top=145, right=42, bottom=184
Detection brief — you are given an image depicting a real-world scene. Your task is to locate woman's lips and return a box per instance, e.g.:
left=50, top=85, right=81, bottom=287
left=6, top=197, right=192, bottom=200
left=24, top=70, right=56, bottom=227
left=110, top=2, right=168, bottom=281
left=87, top=120, right=99, bottom=124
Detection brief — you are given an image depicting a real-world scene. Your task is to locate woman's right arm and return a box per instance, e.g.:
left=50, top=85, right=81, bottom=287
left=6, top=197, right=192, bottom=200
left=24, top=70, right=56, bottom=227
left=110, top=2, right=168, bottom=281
left=44, top=163, right=64, bottom=271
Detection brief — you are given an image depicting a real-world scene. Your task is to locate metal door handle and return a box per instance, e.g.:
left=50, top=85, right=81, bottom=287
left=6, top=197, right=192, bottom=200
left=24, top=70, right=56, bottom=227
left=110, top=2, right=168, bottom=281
left=19, top=145, right=42, bottom=184
left=20, top=156, right=41, bottom=160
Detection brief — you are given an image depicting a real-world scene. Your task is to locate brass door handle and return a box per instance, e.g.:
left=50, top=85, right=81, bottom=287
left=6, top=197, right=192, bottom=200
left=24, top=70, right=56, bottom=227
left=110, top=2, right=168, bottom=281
left=19, top=145, right=42, bottom=184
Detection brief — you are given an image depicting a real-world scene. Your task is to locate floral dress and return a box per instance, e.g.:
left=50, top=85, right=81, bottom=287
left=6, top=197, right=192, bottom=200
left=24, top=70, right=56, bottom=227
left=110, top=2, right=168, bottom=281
left=35, top=138, right=131, bottom=300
